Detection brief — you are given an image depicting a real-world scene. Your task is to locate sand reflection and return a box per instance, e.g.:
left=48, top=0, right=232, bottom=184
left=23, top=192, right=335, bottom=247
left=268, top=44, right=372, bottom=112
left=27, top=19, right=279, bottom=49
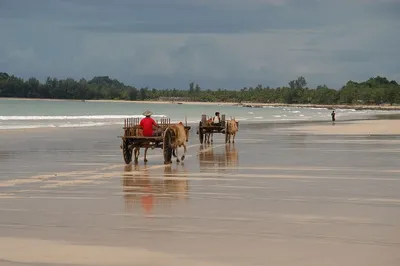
left=0, top=150, right=13, bottom=160
left=122, top=164, right=188, bottom=214
left=199, top=143, right=238, bottom=171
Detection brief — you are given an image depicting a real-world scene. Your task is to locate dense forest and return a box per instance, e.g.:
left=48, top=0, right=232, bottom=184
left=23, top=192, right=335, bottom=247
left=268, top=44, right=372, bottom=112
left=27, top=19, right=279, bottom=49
left=0, top=72, right=399, bottom=105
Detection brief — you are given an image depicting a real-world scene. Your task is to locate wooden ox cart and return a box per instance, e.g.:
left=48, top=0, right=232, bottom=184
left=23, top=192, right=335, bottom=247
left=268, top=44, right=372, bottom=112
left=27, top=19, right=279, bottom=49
left=197, top=114, right=239, bottom=144
left=118, top=117, right=191, bottom=165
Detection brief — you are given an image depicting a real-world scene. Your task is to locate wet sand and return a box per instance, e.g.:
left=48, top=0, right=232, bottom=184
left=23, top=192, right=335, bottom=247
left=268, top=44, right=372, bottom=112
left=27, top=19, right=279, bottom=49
left=0, top=121, right=399, bottom=266
left=289, top=119, right=400, bottom=135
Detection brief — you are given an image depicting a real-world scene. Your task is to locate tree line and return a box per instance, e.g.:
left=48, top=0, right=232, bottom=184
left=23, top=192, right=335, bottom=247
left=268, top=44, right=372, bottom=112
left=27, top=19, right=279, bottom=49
left=0, top=72, right=399, bottom=105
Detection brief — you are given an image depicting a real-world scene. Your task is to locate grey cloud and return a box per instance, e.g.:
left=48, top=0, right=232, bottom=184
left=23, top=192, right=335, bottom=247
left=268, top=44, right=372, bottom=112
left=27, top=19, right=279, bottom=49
left=374, top=2, right=400, bottom=19
left=0, top=0, right=399, bottom=89
left=0, top=0, right=346, bottom=34
left=71, top=21, right=267, bottom=34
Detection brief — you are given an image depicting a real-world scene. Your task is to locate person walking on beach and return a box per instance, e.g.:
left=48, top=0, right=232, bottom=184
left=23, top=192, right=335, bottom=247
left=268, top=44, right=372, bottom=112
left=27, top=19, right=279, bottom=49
left=140, top=110, right=161, bottom=136
left=331, top=110, right=336, bottom=123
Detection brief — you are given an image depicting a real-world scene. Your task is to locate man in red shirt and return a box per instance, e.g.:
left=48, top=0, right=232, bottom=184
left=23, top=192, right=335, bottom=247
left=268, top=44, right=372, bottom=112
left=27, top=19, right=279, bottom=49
left=140, top=110, right=160, bottom=137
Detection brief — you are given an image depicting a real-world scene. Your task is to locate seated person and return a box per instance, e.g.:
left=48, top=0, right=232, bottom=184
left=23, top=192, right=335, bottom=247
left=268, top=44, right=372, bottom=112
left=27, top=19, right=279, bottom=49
left=211, top=111, right=221, bottom=126
left=140, top=110, right=162, bottom=137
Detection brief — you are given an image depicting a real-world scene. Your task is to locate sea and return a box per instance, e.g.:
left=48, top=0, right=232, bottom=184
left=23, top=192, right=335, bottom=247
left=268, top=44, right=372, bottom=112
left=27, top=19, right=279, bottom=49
left=0, top=98, right=398, bottom=130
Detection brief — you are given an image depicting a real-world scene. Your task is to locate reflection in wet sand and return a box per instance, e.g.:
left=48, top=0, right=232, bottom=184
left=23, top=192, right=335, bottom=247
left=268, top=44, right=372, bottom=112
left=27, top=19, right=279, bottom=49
left=199, top=143, right=239, bottom=171
left=0, top=150, right=13, bottom=161
left=163, top=164, right=189, bottom=199
left=225, top=143, right=238, bottom=167
left=122, top=164, right=189, bottom=214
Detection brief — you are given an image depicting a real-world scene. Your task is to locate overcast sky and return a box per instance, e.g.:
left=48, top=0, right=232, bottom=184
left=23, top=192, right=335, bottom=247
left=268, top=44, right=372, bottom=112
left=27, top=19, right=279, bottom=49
left=1, top=0, right=399, bottom=89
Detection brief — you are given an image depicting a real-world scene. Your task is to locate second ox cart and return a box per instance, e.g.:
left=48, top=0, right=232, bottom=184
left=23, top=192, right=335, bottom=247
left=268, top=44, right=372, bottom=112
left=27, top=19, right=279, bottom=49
left=197, top=114, right=239, bottom=144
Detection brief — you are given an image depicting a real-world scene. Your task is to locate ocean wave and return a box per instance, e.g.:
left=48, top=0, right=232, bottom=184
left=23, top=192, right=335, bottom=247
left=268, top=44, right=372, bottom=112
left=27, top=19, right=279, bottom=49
left=0, top=108, right=390, bottom=131
left=0, top=124, right=57, bottom=130
left=0, top=116, right=301, bottom=130
left=0, top=114, right=168, bottom=121
left=58, top=122, right=109, bottom=128
left=335, top=108, right=356, bottom=112
left=310, top=107, right=329, bottom=110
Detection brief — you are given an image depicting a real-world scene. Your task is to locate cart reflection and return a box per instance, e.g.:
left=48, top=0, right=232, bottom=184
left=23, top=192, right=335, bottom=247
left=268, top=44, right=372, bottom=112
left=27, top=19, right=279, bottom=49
left=198, top=143, right=238, bottom=171
left=122, top=164, right=189, bottom=214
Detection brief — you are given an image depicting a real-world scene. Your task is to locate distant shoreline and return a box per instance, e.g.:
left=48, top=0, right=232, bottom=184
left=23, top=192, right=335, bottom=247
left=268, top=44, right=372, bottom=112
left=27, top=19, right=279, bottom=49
left=1, top=97, right=400, bottom=111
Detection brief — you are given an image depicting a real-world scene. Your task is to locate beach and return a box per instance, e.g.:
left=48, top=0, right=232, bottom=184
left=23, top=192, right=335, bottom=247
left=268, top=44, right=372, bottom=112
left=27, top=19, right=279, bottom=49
left=288, top=119, right=400, bottom=135
left=0, top=117, right=399, bottom=266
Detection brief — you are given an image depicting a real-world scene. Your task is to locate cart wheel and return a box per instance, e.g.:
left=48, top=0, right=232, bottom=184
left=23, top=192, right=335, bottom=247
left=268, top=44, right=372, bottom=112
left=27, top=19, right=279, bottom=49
left=225, top=124, right=229, bottom=143
left=198, top=121, right=204, bottom=144
left=163, top=129, right=173, bottom=164
left=122, top=139, right=132, bottom=164
left=199, top=129, right=204, bottom=144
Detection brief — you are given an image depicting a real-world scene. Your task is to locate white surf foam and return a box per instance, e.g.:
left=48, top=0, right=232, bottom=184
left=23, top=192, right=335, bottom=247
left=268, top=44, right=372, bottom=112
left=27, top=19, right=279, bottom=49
left=0, top=125, right=57, bottom=130
left=0, top=105, right=395, bottom=131
left=0, top=114, right=168, bottom=121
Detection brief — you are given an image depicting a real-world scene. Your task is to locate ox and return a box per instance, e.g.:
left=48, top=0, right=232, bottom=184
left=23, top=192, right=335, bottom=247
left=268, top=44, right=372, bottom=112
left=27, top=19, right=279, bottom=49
left=226, top=118, right=238, bottom=143
left=196, top=116, right=216, bottom=144
left=168, top=122, right=190, bottom=163
left=129, top=126, right=153, bottom=164
left=203, top=117, right=214, bottom=144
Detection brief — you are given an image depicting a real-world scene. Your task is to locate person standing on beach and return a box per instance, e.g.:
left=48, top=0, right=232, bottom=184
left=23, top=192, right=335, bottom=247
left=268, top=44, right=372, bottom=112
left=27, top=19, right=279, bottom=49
left=331, top=110, right=336, bottom=123
left=140, top=110, right=160, bottom=136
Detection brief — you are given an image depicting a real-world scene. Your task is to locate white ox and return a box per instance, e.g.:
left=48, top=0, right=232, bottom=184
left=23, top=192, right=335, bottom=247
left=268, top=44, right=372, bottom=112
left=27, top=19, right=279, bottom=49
left=226, top=118, right=238, bottom=143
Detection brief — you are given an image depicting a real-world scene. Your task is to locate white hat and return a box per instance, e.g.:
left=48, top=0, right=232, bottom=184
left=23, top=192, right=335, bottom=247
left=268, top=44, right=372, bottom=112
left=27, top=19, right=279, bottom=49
left=142, top=110, right=153, bottom=116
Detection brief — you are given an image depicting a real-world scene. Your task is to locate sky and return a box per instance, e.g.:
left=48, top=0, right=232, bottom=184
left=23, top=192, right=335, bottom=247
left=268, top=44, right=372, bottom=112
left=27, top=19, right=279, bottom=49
left=0, top=0, right=399, bottom=89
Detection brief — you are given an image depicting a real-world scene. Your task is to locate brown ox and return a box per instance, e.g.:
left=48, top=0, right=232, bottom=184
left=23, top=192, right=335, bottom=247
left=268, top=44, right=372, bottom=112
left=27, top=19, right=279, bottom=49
left=196, top=116, right=214, bottom=144
left=168, top=122, right=190, bottom=163
left=226, top=118, right=238, bottom=143
left=131, top=127, right=152, bottom=164
left=203, top=117, right=214, bottom=144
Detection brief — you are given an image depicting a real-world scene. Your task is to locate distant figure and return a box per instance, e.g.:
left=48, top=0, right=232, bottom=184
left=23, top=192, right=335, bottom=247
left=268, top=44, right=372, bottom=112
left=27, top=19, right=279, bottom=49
left=140, top=110, right=160, bottom=136
left=212, top=112, right=221, bottom=126
left=331, top=110, right=336, bottom=123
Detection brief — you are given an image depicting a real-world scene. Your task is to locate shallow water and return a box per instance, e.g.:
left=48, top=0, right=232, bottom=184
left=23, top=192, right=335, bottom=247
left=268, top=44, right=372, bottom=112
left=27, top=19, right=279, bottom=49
left=0, top=122, right=399, bottom=265
left=1, top=98, right=397, bottom=130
